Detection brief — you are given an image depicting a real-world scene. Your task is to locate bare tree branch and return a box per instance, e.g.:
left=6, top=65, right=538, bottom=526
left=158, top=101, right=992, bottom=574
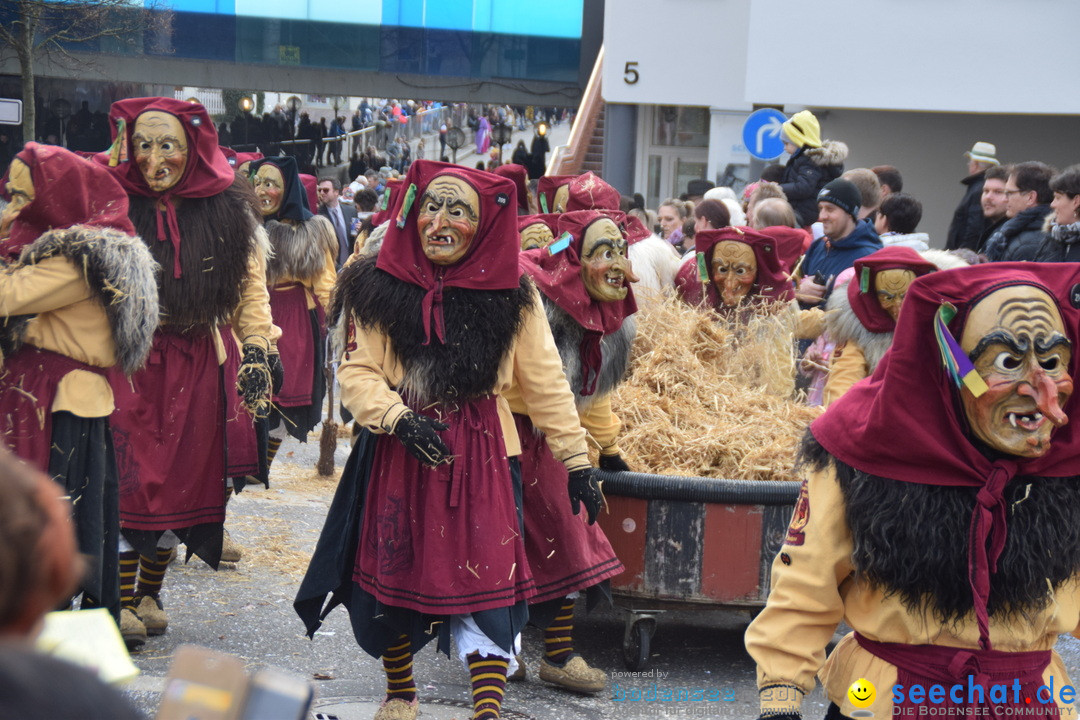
left=1, top=0, right=173, bottom=143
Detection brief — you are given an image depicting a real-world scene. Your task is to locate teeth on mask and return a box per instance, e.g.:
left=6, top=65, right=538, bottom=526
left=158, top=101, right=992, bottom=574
left=1034, top=412, right=1044, bottom=422
left=1009, top=414, right=1018, bottom=428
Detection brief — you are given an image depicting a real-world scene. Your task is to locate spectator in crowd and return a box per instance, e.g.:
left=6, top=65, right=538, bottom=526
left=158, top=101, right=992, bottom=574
left=779, top=110, right=848, bottom=226
left=317, top=176, right=358, bottom=267
left=796, top=179, right=882, bottom=308
left=1035, top=164, right=1080, bottom=262
left=871, top=165, right=903, bottom=200
left=746, top=181, right=787, bottom=227
left=983, top=161, right=1055, bottom=262
left=693, top=199, right=731, bottom=234
left=657, top=198, right=690, bottom=247
left=752, top=197, right=812, bottom=273
left=314, top=117, right=327, bottom=167
left=874, top=193, right=929, bottom=251
left=976, top=164, right=1010, bottom=252
left=684, top=179, right=715, bottom=206
left=841, top=168, right=882, bottom=222
left=946, top=141, right=999, bottom=251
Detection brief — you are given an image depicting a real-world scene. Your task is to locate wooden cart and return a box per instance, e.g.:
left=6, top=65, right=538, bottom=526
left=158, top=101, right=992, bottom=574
left=593, top=469, right=800, bottom=670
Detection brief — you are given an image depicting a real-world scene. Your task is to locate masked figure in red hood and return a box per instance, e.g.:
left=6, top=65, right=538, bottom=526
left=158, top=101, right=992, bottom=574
left=506, top=209, right=637, bottom=694
left=248, top=157, right=337, bottom=465
left=296, top=160, right=602, bottom=720
left=747, top=263, right=1080, bottom=720
left=98, top=97, right=281, bottom=647
left=822, top=246, right=959, bottom=406
left=537, top=174, right=575, bottom=214
left=0, top=143, right=158, bottom=641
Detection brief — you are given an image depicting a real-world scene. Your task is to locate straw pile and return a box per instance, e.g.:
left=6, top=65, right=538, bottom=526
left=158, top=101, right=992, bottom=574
left=610, top=297, right=819, bottom=481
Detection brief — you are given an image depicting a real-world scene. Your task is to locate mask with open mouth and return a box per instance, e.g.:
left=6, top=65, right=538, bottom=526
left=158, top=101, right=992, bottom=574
left=710, top=240, right=757, bottom=307
left=252, top=163, right=285, bottom=217
left=417, top=174, right=480, bottom=266
left=581, top=216, right=638, bottom=302
left=132, top=110, right=188, bottom=193
left=960, top=285, right=1073, bottom=458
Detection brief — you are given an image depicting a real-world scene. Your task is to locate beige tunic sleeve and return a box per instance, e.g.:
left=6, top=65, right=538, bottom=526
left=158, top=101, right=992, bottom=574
left=579, top=394, right=622, bottom=456
left=510, top=288, right=590, bottom=472
left=230, top=223, right=281, bottom=354
left=337, top=318, right=410, bottom=435
left=744, top=466, right=854, bottom=715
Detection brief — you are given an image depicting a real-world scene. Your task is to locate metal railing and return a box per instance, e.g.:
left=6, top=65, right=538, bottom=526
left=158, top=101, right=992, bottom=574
left=546, top=45, right=604, bottom=177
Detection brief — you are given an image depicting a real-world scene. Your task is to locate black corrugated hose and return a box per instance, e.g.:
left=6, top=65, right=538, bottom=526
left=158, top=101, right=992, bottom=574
left=594, top=469, right=799, bottom=506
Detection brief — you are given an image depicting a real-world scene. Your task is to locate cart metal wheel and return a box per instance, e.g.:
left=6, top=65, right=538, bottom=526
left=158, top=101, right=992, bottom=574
left=622, top=616, right=656, bottom=671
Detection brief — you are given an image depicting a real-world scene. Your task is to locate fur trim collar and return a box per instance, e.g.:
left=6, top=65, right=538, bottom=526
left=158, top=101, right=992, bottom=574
left=825, top=286, right=892, bottom=372
left=543, top=296, right=635, bottom=408
left=3, top=225, right=160, bottom=374
left=332, top=253, right=531, bottom=404
left=265, top=215, right=337, bottom=285
left=805, top=140, right=848, bottom=167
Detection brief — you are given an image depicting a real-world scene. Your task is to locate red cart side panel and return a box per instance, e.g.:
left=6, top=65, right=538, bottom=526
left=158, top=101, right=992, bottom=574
left=701, top=503, right=763, bottom=602
left=599, top=495, right=648, bottom=592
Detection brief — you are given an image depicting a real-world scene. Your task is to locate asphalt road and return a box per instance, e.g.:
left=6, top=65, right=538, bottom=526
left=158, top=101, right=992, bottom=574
left=121, top=429, right=1080, bottom=720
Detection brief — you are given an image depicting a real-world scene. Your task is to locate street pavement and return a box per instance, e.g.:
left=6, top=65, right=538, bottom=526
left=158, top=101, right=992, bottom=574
left=119, top=427, right=1080, bottom=719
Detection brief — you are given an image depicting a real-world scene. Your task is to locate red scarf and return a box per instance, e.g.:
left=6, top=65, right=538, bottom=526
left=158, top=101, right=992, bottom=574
left=520, top=210, right=637, bottom=395
left=1, top=143, right=135, bottom=261
left=813, top=263, right=1080, bottom=650
left=375, top=160, right=522, bottom=344
left=99, top=97, right=234, bottom=278
left=848, top=246, right=937, bottom=333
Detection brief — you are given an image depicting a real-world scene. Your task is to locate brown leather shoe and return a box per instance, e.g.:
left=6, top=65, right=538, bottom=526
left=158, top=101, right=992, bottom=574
left=119, top=607, right=146, bottom=651
left=508, top=653, right=526, bottom=682
left=538, top=654, right=606, bottom=694
left=135, top=594, right=168, bottom=636
left=221, top=529, right=243, bottom=563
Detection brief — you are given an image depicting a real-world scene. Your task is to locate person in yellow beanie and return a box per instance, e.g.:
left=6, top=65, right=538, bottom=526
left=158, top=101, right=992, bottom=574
left=779, top=110, right=848, bottom=226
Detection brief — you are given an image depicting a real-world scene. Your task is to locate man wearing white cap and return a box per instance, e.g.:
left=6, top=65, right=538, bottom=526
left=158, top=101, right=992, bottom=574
left=945, top=141, right=999, bottom=251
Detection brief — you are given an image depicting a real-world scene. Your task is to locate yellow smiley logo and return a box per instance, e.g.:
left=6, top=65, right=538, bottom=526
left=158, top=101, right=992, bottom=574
left=848, top=678, right=876, bottom=709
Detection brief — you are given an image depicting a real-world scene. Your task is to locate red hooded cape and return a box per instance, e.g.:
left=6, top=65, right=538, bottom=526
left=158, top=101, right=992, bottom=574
left=848, top=246, right=938, bottom=333
left=376, top=160, right=521, bottom=344
left=677, top=226, right=795, bottom=309
left=520, top=210, right=637, bottom=396
left=1, top=143, right=135, bottom=261
left=100, top=97, right=234, bottom=278
left=812, top=263, right=1080, bottom=650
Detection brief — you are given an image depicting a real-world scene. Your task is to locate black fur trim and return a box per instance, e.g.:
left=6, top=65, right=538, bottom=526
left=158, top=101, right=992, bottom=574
left=800, top=434, right=1080, bottom=624
left=332, top=254, right=531, bottom=403
left=128, top=177, right=260, bottom=330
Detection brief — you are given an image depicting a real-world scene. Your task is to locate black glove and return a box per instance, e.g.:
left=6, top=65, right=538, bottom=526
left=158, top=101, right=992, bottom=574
left=236, top=344, right=271, bottom=418
left=568, top=467, right=602, bottom=525
left=393, top=411, right=451, bottom=467
left=268, top=353, right=284, bottom=395
left=598, top=453, right=630, bottom=472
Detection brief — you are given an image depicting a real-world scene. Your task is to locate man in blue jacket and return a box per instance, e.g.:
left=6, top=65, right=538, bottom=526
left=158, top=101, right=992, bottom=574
left=796, top=179, right=883, bottom=308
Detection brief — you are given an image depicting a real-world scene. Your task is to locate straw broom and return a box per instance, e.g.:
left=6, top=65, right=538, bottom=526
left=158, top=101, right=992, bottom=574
left=316, top=362, right=337, bottom=476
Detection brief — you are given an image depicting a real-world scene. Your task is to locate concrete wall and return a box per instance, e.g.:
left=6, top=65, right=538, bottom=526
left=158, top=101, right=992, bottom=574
left=821, top=109, right=1080, bottom=245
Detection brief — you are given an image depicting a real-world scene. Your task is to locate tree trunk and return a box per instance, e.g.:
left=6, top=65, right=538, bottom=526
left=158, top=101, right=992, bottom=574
left=18, top=3, right=38, bottom=145
left=20, top=54, right=35, bottom=145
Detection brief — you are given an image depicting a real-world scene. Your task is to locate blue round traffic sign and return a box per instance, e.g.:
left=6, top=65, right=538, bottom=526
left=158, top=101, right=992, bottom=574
left=742, top=108, right=787, bottom=160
